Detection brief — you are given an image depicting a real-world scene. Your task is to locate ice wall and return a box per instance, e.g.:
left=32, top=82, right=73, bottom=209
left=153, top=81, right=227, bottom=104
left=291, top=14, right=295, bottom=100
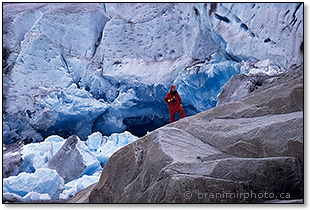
left=209, top=3, right=303, bottom=70
left=3, top=3, right=303, bottom=144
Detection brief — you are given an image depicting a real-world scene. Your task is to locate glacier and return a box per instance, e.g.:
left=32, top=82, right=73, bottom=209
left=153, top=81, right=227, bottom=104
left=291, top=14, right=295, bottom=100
left=4, top=3, right=303, bottom=144
left=2, top=2, right=303, bottom=202
left=22, top=192, right=51, bottom=202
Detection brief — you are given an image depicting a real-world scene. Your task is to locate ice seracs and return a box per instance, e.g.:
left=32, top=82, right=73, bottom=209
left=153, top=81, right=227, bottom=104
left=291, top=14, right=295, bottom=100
left=21, top=135, right=65, bottom=173
left=2, top=3, right=303, bottom=202
left=3, top=168, right=65, bottom=200
left=59, top=171, right=101, bottom=200
left=86, top=131, right=139, bottom=167
left=3, top=131, right=138, bottom=202
left=3, top=3, right=303, bottom=144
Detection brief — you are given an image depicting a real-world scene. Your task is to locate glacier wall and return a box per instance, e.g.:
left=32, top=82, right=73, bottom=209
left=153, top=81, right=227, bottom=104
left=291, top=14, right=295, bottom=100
left=3, top=3, right=303, bottom=144
left=209, top=3, right=303, bottom=70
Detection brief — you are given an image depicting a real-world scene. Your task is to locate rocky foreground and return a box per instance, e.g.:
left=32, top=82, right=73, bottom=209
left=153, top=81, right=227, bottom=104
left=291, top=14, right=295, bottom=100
left=86, top=65, right=303, bottom=203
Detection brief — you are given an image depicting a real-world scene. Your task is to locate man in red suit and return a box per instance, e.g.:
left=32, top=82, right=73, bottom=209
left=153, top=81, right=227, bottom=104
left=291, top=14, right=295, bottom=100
left=164, top=85, right=186, bottom=123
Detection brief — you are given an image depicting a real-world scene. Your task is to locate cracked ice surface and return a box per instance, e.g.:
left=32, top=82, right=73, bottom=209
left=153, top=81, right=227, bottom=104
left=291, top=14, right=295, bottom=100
left=3, top=3, right=303, bottom=144
left=2, top=3, right=303, bottom=203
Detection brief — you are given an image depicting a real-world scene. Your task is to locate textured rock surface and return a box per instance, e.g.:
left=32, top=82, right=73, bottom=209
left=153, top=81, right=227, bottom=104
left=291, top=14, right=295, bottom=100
left=217, top=65, right=303, bottom=106
left=89, top=65, right=303, bottom=203
left=214, top=65, right=302, bottom=119
left=171, top=65, right=303, bottom=165
left=3, top=141, right=24, bottom=178
left=264, top=199, right=303, bottom=203
left=68, top=183, right=97, bottom=203
left=217, top=73, right=278, bottom=105
left=172, top=112, right=303, bottom=164
left=89, top=128, right=302, bottom=203
left=47, top=135, right=100, bottom=182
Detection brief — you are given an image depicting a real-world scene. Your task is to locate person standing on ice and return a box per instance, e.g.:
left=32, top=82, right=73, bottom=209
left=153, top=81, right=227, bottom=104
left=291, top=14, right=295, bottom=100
left=164, top=85, right=186, bottom=123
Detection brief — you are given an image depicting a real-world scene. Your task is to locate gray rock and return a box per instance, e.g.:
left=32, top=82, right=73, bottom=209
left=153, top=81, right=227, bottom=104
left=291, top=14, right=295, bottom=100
left=89, top=65, right=303, bottom=203
left=216, top=65, right=303, bottom=112
left=68, top=183, right=97, bottom=203
left=217, top=73, right=278, bottom=106
left=89, top=127, right=224, bottom=203
left=3, top=192, right=23, bottom=203
left=89, top=127, right=302, bottom=203
left=170, top=66, right=304, bottom=166
left=175, top=65, right=303, bottom=126
left=47, top=135, right=83, bottom=182
left=263, top=199, right=303, bottom=204
left=47, top=135, right=99, bottom=182
left=170, top=112, right=303, bottom=165
left=3, top=141, right=24, bottom=178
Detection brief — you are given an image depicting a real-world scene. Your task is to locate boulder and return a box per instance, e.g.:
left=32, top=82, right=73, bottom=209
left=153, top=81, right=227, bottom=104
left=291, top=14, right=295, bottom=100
left=89, top=127, right=302, bottom=203
left=217, top=65, right=303, bottom=107
left=169, top=65, right=303, bottom=165
left=89, top=65, right=303, bottom=203
left=89, top=127, right=223, bottom=203
left=170, top=112, right=303, bottom=165
left=217, top=73, right=278, bottom=106
left=176, top=65, right=302, bottom=124
left=68, top=183, right=97, bottom=203
left=47, top=135, right=100, bottom=182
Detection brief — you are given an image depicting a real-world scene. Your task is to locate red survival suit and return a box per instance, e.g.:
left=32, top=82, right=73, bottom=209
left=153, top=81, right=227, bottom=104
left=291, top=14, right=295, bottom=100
left=164, top=86, right=186, bottom=123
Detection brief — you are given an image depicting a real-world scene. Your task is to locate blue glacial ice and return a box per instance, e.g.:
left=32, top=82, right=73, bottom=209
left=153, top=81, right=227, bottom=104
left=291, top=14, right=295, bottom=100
left=175, top=53, right=241, bottom=111
left=3, top=168, right=65, bottom=200
left=3, top=131, right=138, bottom=201
left=3, top=3, right=303, bottom=144
left=59, top=171, right=101, bottom=200
left=20, top=135, right=65, bottom=173
left=86, top=131, right=139, bottom=166
left=22, top=192, right=51, bottom=202
left=2, top=2, right=303, bottom=202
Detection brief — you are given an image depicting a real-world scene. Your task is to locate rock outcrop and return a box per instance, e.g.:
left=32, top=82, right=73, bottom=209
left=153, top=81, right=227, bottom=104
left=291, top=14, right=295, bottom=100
left=217, top=73, right=278, bottom=106
left=217, top=65, right=303, bottom=107
left=47, top=135, right=100, bottom=182
left=89, top=65, right=303, bottom=203
left=68, top=183, right=97, bottom=203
